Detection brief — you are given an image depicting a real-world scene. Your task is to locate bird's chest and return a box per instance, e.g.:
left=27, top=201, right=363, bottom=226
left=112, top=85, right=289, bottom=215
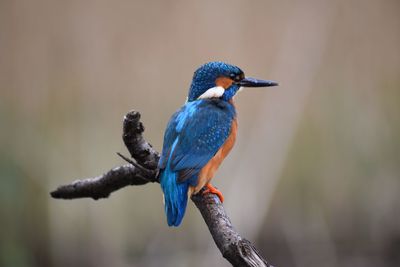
left=220, top=118, right=237, bottom=158
left=220, top=100, right=237, bottom=156
left=194, top=117, right=238, bottom=193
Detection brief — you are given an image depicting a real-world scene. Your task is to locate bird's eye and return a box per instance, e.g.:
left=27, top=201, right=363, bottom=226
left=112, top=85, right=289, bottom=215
left=229, top=72, right=244, bottom=82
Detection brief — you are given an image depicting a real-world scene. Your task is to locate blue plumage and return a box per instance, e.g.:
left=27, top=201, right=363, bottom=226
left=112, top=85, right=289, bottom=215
left=159, top=61, right=278, bottom=226
left=160, top=138, right=190, bottom=226
left=159, top=99, right=236, bottom=226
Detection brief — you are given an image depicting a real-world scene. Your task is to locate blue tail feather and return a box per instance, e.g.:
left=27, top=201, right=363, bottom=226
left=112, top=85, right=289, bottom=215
left=160, top=167, right=189, bottom=227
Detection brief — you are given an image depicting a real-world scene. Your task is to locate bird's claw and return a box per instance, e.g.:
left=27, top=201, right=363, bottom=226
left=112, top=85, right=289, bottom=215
left=203, top=184, right=224, bottom=203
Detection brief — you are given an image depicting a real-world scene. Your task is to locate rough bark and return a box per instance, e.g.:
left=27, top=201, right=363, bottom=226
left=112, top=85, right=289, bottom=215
left=50, top=110, right=273, bottom=267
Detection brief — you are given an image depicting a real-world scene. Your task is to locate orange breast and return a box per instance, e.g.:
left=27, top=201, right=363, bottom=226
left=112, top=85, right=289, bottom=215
left=192, top=117, right=238, bottom=194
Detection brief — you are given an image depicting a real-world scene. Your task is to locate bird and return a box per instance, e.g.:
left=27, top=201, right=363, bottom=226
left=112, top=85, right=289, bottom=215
left=158, top=61, right=278, bottom=227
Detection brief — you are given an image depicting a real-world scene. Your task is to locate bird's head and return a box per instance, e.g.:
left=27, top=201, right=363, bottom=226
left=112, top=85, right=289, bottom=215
left=187, top=61, right=278, bottom=102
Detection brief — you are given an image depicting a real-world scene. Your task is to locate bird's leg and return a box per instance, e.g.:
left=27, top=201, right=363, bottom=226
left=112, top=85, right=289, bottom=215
left=203, top=183, right=224, bottom=203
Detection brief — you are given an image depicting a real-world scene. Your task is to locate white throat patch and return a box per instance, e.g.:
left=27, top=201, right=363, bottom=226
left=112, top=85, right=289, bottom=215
left=197, top=86, right=225, bottom=99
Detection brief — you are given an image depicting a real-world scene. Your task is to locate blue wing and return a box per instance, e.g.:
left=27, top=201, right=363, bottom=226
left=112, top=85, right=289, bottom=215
left=159, top=99, right=236, bottom=183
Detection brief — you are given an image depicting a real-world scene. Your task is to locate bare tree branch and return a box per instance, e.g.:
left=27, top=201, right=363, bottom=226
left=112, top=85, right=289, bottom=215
left=50, top=164, right=151, bottom=200
left=50, top=110, right=273, bottom=267
left=192, top=193, right=272, bottom=266
left=122, top=110, right=159, bottom=170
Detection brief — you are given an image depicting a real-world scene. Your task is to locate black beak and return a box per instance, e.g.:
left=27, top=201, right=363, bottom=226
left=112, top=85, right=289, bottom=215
left=237, top=77, right=278, bottom=87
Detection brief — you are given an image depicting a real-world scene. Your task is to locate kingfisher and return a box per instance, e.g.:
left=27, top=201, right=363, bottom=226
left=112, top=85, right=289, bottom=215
left=159, top=61, right=278, bottom=226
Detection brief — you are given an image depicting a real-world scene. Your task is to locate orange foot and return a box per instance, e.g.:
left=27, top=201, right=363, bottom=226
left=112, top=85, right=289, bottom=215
left=203, top=184, right=224, bottom=203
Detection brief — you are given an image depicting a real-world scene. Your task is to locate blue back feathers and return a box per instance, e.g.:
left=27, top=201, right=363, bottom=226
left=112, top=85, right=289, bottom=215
left=159, top=99, right=236, bottom=226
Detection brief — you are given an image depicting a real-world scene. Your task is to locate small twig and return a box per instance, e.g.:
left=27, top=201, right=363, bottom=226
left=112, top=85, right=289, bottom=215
left=116, top=152, right=156, bottom=179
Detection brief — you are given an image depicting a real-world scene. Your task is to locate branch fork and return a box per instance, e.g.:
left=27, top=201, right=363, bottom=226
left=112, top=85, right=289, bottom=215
left=50, top=110, right=273, bottom=267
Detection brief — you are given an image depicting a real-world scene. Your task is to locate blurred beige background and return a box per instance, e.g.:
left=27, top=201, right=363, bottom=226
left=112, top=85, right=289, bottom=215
left=1, top=0, right=399, bottom=266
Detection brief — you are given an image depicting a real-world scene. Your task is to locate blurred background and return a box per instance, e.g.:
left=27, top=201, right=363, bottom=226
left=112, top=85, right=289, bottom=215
left=1, top=0, right=399, bottom=266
